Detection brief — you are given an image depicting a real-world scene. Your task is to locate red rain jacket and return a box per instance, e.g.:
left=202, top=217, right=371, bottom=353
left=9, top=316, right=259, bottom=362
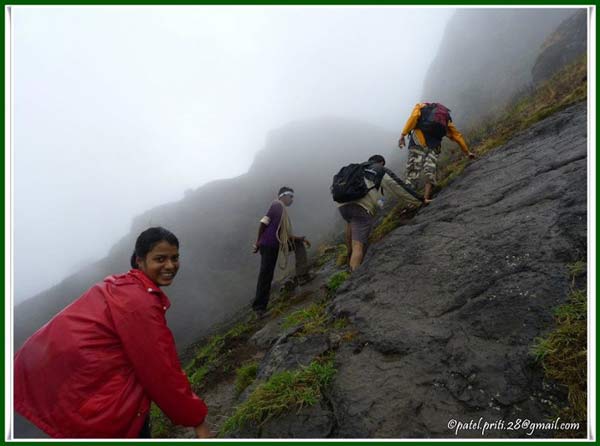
left=14, top=269, right=207, bottom=438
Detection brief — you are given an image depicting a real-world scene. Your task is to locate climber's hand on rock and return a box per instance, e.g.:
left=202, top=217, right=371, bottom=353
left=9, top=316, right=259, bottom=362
left=398, top=136, right=406, bottom=148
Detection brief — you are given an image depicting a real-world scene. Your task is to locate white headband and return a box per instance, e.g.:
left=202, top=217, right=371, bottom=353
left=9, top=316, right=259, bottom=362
left=279, top=191, right=294, bottom=198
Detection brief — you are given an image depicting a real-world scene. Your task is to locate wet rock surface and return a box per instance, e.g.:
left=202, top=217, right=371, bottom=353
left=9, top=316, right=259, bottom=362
left=257, top=334, right=331, bottom=380
left=249, top=317, right=299, bottom=350
left=329, top=102, right=587, bottom=438
left=261, top=403, right=335, bottom=438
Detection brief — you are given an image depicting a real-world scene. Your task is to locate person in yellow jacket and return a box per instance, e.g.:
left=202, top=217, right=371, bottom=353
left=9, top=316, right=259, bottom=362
left=398, top=102, right=475, bottom=203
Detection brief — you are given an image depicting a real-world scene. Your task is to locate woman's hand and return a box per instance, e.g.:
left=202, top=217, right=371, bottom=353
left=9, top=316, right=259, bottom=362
left=252, top=243, right=260, bottom=254
left=194, top=421, right=215, bottom=438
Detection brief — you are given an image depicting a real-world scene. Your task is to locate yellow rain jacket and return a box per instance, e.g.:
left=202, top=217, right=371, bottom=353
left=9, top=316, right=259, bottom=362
left=401, top=103, right=469, bottom=154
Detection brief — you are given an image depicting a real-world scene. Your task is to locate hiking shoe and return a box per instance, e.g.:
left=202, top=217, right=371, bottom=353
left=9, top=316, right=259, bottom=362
left=280, top=277, right=298, bottom=293
left=297, top=272, right=316, bottom=286
left=254, top=308, right=268, bottom=320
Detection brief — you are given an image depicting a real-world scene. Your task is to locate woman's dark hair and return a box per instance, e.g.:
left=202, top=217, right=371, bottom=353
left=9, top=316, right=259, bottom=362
left=368, top=154, right=386, bottom=165
left=278, top=186, right=294, bottom=196
left=130, top=227, right=179, bottom=269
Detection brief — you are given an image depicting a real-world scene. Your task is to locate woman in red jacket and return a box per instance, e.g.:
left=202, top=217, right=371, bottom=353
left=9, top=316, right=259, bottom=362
left=14, top=227, right=211, bottom=439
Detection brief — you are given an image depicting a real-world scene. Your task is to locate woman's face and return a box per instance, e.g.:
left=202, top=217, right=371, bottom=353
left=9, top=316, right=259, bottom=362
left=136, top=240, right=180, bottom=287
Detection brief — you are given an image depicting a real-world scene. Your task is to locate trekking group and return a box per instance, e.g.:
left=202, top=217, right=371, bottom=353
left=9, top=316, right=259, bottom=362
left=13, top=102, right=475, bottom=439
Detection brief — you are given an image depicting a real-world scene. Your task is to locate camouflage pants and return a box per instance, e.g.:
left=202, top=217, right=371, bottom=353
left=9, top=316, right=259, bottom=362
left=406, top=145, right=438, bottom=187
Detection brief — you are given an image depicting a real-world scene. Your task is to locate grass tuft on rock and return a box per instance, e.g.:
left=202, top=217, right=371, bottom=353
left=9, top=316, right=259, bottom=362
left=282, top=301, right=329, bottom=336
left=532, top=262, right=587, bottom=429
left=219, top=356, right=336, bottom=436
left=567, top=260, right=586, bottom=285
left=149, top=403, right=175, bottom=438
left=326, top=271, right=350, bottom=294
left=185, top=320, right=255, bottom=392
left=335, top=244, right=349, bottom=268
left=234, top=361, right=259, bottom=395
left=368, top=202, right=421, bottom=244
left=270, top=289, right=314, bottom=317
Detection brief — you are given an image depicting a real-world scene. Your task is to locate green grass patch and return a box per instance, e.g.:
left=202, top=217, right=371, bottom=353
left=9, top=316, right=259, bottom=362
left=369, top=203, right=410, bottom=243
left=283, top=302, right=353, bottom=339
left=335, top=243, right=349, bottom=268
left=149, top=403, right=175, bottom=438
left=332, top=317, right=349, bottom=330
left=185, top=319, right=255, bottom=392
left=269, top=289, right=316, bottom=318
left=282, top=301, right=330, bottom=336
left=438, top=56, right=587, bottom=187
left=567, top=261, right=587, bottom=286
left=219, top=356, right=336, bottom=436
left=326, top=271, right=350, bottom=293
left=532, top=262, right=587, bottom=429
left=235, top=361, right=259, bottom=395
left=188, top=365, right=210, bottom=390
left=268, top=288, right=294, bottom=317
left=437, top=158, right=468, bottom=189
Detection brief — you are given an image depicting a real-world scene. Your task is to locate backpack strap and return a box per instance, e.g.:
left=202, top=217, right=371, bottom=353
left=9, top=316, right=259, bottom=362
left=363, top=163, right=385, bottom=190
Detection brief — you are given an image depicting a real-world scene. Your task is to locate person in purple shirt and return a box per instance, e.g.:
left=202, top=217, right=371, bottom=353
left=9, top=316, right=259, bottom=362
left=252, top=186, right=312, bottom=316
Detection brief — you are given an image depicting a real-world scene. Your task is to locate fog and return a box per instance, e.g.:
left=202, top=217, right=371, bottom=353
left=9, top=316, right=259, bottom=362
left=422, top=8, right=577, bottom=127
left=12, top=6, right=454, bottom=303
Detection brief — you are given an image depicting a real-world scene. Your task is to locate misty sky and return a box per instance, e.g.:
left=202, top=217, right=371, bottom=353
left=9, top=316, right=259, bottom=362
left=12, top=6, right=454, bottom=302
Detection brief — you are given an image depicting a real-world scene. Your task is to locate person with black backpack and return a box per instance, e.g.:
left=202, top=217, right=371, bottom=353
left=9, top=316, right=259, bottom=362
left=398, top=102, right=475, bottom=203
left=332, top=155, right=423, bottom=271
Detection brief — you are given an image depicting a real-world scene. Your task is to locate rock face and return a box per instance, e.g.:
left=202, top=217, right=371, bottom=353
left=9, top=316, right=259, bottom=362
left=257, top=334, right=331, bottom=381
left=532, top=10, right=587, bottom=85
left=329, top=102, right=587, bottom=438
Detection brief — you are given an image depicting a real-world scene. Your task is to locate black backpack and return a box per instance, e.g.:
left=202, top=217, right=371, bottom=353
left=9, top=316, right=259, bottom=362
left=331, top=162, right=384, bottom=203
left=417, top=103, right=452, bottom=139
